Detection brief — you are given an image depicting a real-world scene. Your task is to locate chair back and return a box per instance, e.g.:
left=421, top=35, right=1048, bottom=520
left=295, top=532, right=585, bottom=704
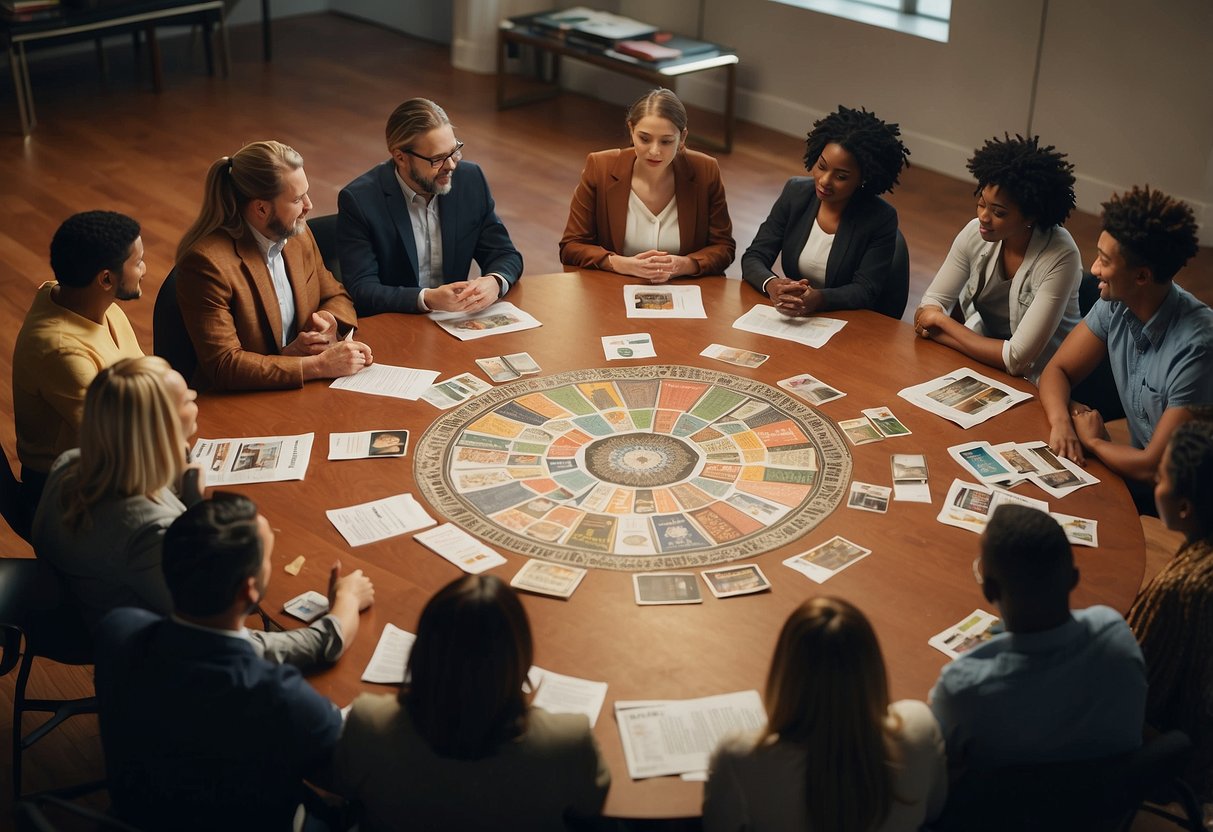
left=308, top=213, right=341, bottom=282
left=1070, top=270, right=1125, bottom=421
left=0, top=445, right=33, bottom=543
left=152, top=268, right=198, bottom=383
left=929, top=731, right=1198, bottom=832
left=874, top=229, right=909, bottom=320
left=0, top=558, right=93, bottom=667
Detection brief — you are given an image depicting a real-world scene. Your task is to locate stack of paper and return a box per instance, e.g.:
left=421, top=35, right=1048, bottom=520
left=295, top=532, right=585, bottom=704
left=615, top=690, right=766, bottom=779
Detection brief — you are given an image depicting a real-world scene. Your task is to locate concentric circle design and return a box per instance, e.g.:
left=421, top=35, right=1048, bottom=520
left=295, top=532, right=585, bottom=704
left=415, top=365, right=852, bottom=571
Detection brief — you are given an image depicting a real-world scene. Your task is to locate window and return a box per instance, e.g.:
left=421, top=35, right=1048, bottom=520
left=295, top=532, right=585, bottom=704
left=770, top=0, right=950, bottom=43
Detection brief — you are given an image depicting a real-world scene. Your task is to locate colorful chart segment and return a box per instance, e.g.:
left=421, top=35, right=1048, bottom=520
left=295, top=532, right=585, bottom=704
left=416, top=366, right=852, bottom=570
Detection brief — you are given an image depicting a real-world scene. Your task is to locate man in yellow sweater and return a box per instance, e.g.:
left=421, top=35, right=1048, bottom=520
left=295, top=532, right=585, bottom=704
left=12, top=211, right=145, bottom=501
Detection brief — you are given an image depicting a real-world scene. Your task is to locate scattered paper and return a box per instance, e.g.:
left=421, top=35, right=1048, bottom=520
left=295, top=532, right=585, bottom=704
left=847, top=482, right=891, bottom=513
left=1051, top=512, right=1099, bottom=547
left=731, top=304, right=847, bottom=349
left=839, top=417, right=884, bottom=446
left=936, top=479, right=1049, bottom=534
left=948, top=441, right=1019, bottom=485
left=191, top=434, right=314, bottom=485
left=511, top=560, right=588, bottom=598
left=326, top=494, right=436, bottom=547
left=530, top=667, right=608, bottom=727
left=898, top=367, right=1033, bottom=429
left=861, top=407, right=912, bottom=438
left=783, top=535, right=873, bottom=583
left=894, top=481, right=932, bottom=502
left=475, top=352, right=541, bottom=382
left=633, top=572, right=702, bottom=605
left=431, top=302, right=542, bottom=341
left=700, top=564, right=771, bottom=598
left=361, top=623, right=416, bottom=684
left=700, top=343, right=768, bottom=368
left=330, top=363, right=440, bottom=401
left=283, top=555, right=305, bottom=576
left=328, top=430, right=409, bottom=460
left=1018, top=441, right=1100, bottom=498
left=601, top=333, right=656, bottom=360
left=623, top=284, right=707, bottom=318
left=892, top=453, right=932, bottom=502
left=777, top=373, right=846, bottom=405
left=414, top=523, right=508, bottom=573
left=929, top=609, right=1001, bottom=658
left=422, top=373, right=492, bottom=409
left=615, top=690, right=767, bottom=779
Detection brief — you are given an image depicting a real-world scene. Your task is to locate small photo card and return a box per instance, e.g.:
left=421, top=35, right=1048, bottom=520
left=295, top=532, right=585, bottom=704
left=847, top=482, right=891, bottom=513
left=602, top=333, right=656, bottom=360
left=422, top=373, right=493, bottom=409
left=839, top=417, right=884, bottom=446
left=928, top=609, right=1002, bottom=658
left=783, top=535, right=872, bottom=584
left=700, top=564, right=771, bottom=598
left=475, top=356, right=518, bottom=382
left=861, top=407, right=912, bottom=438
left=510, top=559, right=588, bottom=599
left=414, top=523, right=508, bottom=574
left=1051, top=512, right=1099, bottom=547
left=633, top=572, right=703, bottom=605
left=283, top=590, right=330, bottom=623
left=777, top=373, right=846, bottom=405
left=700, top=344, right=769, bottom=368
left=891, top=453, right=929, bottom=483
left=328, top=429, right=410, bottom=460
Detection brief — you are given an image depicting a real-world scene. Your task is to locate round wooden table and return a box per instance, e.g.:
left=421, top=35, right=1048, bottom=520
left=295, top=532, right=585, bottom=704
left=196, top=272, right=1144, bottom=819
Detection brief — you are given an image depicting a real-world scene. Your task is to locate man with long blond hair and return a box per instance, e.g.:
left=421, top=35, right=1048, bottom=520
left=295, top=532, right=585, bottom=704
left=337, top=98, right=522, bottom=315
left=176, top=140, right=374, bottom=391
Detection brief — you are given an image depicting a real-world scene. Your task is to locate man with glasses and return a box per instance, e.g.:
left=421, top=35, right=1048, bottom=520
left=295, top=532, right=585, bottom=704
left=338, top=98, right=523, bottom=315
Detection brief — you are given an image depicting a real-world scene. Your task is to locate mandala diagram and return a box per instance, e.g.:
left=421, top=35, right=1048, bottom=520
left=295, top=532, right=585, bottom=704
left=415, top=365, right=852, bottom=570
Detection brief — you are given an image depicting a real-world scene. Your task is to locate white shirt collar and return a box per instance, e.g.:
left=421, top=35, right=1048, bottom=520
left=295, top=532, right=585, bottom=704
left=248, top=224, right=286, bottom=260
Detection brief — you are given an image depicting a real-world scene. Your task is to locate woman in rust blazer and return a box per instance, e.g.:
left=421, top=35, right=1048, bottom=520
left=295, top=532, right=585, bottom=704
left=559, top=89, right=734, bottom=281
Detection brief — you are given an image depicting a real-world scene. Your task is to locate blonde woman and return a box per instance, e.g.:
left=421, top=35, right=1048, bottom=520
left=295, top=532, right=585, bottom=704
left=704, top=597, right=946, bottom=832
left=32, top=356, right=371, bottom=667
left=559, top=88, right=735, bottom=281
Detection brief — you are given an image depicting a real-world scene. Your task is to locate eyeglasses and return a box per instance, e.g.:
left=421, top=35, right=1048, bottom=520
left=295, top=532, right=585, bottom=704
left=404, top=141, right=464, bottom=169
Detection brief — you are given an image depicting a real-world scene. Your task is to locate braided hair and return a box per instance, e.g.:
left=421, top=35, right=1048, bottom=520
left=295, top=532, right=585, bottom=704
left=966, top=134, right=1076, bottom=228
left=802, top=106, right=910, bottom=196
left=1101, top=186, right=1199, bottom=283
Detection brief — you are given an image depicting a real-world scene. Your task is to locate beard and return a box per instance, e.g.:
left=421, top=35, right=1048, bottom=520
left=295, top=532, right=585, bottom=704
left=266, top=209, right=306, bottom=243
left=413, top=165, right=454, bottom=197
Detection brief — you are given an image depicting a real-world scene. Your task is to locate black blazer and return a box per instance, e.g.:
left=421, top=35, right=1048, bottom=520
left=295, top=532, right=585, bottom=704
left=337, top=160, right=523, bottom=315
left=741, top=177, right=898, bottom=312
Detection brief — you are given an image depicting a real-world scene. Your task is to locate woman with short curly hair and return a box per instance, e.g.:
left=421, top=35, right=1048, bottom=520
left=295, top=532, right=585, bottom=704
left=742, top=105, right=911, bottom=317
left=914, top=134, right=1082, bottom=382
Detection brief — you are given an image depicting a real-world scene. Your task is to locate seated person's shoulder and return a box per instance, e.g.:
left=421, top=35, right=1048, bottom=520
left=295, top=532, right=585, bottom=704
left=341, top=161, right=388, bottom=198
left=96, top=606, right=162, bottom=651
left=528, top=706, right=594, bottom=745
left=178, top=230, right=237, bottom=269
left=345, top=692, right=400, bottom=731
left=1076, top=604, right=1137, bottom=642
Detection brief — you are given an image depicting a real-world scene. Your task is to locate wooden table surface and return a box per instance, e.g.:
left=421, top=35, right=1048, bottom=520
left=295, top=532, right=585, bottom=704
left=195, top=271, right=1145, bottom=819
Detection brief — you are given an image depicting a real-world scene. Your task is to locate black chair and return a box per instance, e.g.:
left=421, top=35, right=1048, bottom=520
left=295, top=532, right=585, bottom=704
left=874, top=229, right=909, bottom=320
left=308, top=213, right=341, bottom=282
left=0, top=558, right=102, bottom=801
left=152, top=267, right=197, bottom=383
left=0, top=444, right=33, bottom=543
left=1070, top=269, right=1125, bottom=422
left=929, top=730, right=1203, bottom=832
left=14, top=795, right=142, bottom=832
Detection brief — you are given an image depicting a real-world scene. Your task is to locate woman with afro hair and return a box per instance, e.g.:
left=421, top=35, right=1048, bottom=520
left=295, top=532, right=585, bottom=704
left=915, top=135, right=1081, bottom=382
left=742, top=105, right=910, bottom=317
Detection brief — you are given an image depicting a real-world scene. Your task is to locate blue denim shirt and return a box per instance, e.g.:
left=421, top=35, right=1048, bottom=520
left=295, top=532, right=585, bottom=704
left=1085, top=283, right=1213, bottom=448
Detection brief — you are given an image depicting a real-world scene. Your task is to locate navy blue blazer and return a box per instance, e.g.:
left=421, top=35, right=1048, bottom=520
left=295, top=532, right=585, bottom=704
left=95, top=608, right=342, bottom=831
left=741, top=177, right=898, bottom=312
left=337, top=159, right=523, bottom=315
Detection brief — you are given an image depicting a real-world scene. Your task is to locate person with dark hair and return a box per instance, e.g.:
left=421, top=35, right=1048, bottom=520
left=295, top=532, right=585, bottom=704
left=559, top=87, right=735, bottom=280
left=1127, top=420, right=1213, bottom=798
left=930, top=505, right=1146, bottom=770
left=915, top=135, right=1081, bottom=382
left=742, top=105, right=910, bottom=316
left=176, top=140, right=373, bottom=390
left=12, top=210, right=145, bottom=497
left=94, top=495, right=357, bottom=830
left=1040, top=186, right=1212, bottom=502
left=338, top=98, right=523, bottom=315
left=704, top=597, right=946, bottom=832
left=331, top=574, right=609, bottom=830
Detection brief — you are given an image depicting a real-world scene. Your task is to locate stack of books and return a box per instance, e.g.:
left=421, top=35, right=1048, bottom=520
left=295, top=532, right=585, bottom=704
left=529, top=6, right=721, bottom=65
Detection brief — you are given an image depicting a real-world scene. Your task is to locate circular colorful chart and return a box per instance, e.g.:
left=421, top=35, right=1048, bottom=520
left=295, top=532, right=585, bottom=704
left=415, top=365, right=852, bottom=570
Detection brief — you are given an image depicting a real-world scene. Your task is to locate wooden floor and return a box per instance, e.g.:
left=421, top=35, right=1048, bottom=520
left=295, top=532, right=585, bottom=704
left=0, top=11, right=1206, bottom=823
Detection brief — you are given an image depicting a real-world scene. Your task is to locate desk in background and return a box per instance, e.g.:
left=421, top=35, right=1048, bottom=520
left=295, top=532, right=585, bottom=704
left=197, top=273, right=1144, bottom=818
left=497, top=12, right=738, bottom=153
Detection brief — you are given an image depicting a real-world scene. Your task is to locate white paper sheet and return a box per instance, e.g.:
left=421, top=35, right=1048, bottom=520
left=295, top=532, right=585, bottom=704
left=414, top=523, right=507, bottom=573
left=430, top=302, right=542, bottom=340
left=328, top=430, right=409, bottom=460
left=530, top=666, right=608, bottom=727
left=928, top=609, right=1001, bottom=658
left=361, top=623, right=416, bottom=684
left=897, top=367, right=1033, bottom=429
left=330, top=363, right=440, bottom=401
left=731, top=304, right=847, bottom=349
left=326, top=494, right=436, bottom=546
left=601, top=333, right=656, bottom=360
left=190, top=433, right=314, bottom=485
left=623, top=284, right=707, bottom=318
left=615, top=690, right=767, bottom=779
